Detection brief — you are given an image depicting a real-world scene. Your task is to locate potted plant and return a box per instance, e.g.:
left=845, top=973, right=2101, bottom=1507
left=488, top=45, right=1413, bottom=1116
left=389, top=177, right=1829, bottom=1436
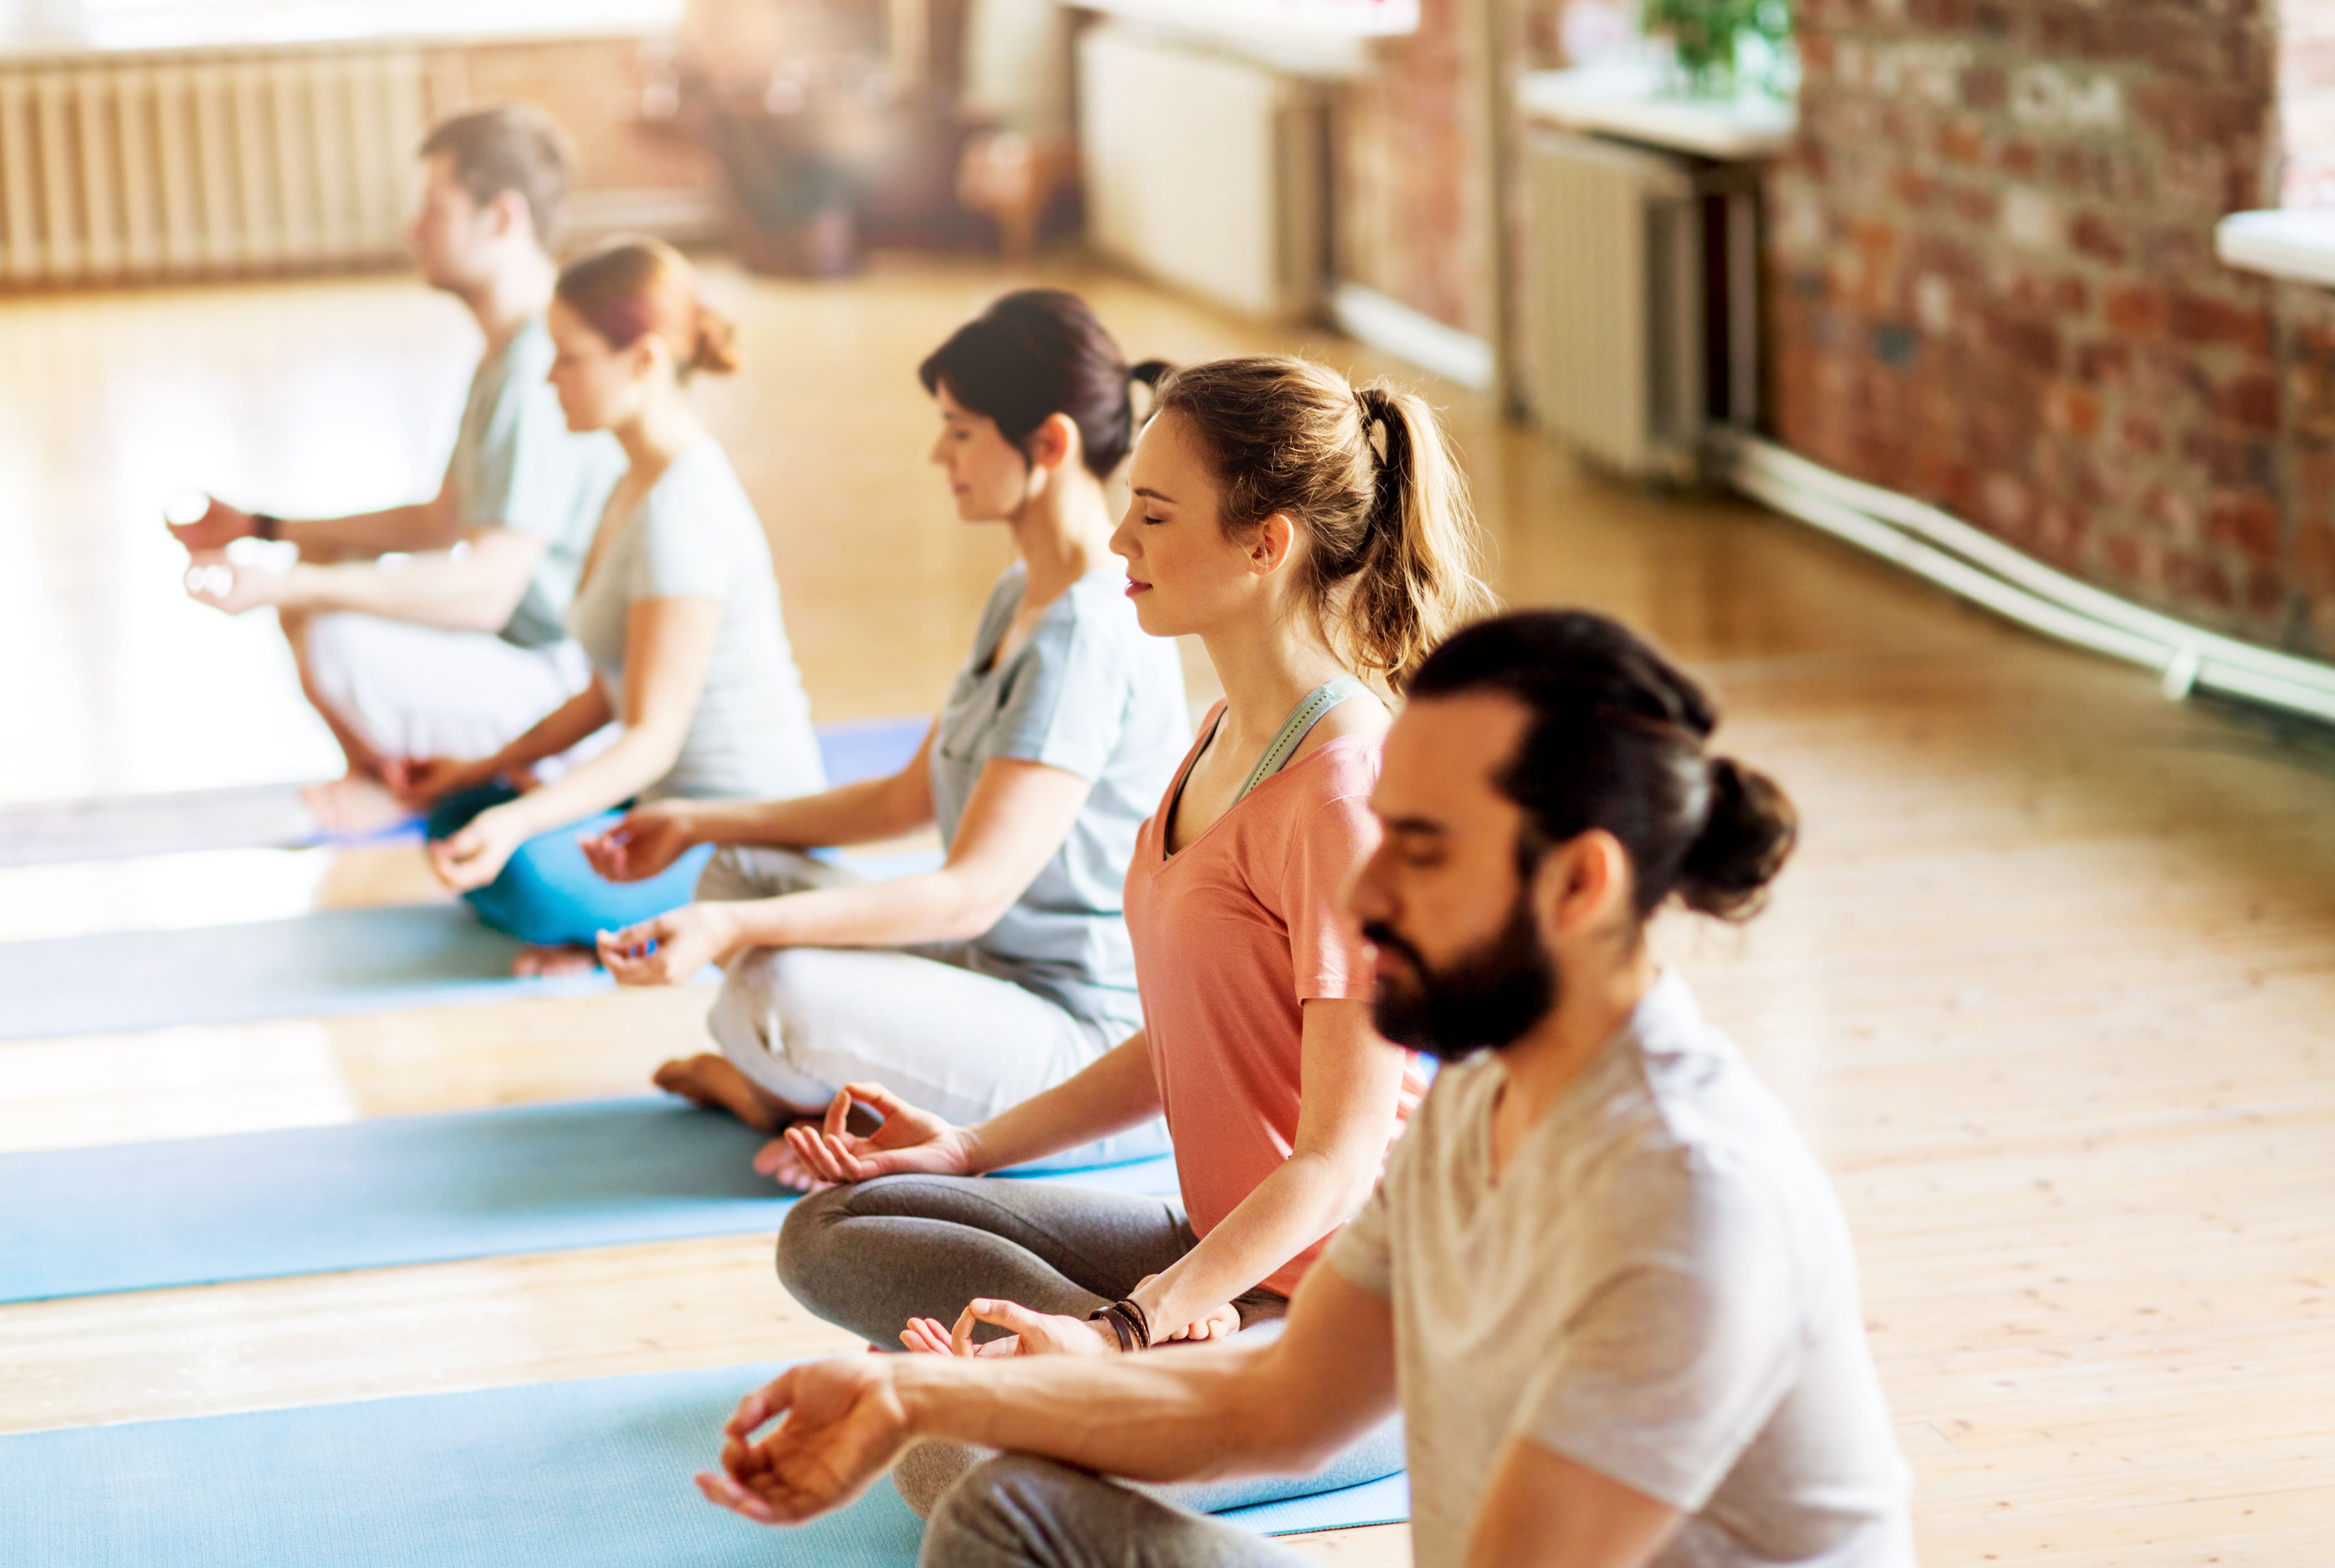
left=1640, top=0, right=1794, bottom=96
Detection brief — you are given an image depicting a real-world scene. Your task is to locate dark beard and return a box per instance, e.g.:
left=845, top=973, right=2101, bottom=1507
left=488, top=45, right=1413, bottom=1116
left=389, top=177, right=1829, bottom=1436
left=1365, top=893, right=1556, bottom=1063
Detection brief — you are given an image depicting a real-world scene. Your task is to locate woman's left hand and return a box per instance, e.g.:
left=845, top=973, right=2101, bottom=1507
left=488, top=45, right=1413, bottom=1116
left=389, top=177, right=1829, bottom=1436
left=1128, top=1274, right=1242, bottom=1344
left=430, top=806, right=527, bottom=893
left=182, top=549, right=287, bottom=615
left=898, top=1298, right=1116, bottom=1360
left=597, top=901, right=744, bottom=986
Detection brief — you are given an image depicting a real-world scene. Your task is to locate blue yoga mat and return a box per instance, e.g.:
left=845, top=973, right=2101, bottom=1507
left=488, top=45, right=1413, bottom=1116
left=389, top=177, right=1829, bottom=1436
left=0, top=902, right=612, bottom=1042
left=0, top=1362, right=1403, bottom=1567
left=0, top=718, right=932, bottom=869
left=0, top=1096, right=1182, bottom=1305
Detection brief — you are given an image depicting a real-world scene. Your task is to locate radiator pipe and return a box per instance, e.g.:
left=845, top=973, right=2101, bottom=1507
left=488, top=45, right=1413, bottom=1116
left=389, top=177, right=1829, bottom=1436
left=1719, top=433, right=2335, bottom=725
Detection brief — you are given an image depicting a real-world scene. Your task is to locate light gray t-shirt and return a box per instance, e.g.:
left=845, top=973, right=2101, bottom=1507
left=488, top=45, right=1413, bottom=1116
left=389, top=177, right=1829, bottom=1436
left=446, top=312, right=625, bottom=649
left=565, top=441, right=825, bottom=805
left=1327, top=972, right=1915, bottom=1568
left=929, top=563, right=1189, bottom=1031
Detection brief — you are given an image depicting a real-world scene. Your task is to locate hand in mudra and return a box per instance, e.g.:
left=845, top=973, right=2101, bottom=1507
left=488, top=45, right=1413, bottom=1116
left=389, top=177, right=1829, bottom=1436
left=781, top=1082, right=978, bottom=1185
left=899, top=1298, right=1118, bottom=1360
left=696, top=1357, right=914, bottom=1527
left=580, top=802, right=696, bottom=883
left=597, top=903, right=743, bottom=987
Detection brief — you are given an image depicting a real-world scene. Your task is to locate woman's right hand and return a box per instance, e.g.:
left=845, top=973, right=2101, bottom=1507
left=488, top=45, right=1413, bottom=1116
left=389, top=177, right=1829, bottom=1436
left=783, top=1082, right=978, bottom=1185
left=382, top=756, right=490, bottom=810
left=580, top=801, right=699, bottom=883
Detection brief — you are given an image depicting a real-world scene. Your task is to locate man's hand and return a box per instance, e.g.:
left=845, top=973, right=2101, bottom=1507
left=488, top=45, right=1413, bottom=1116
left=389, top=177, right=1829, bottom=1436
left=784, top=1082, right=979, bottom=1185
left=167, top=496, right=256, bottom=552
left=580, top=802, right=700, bottom=883
left=430, top=805, right=528, bottom=893
left=597, top=903, right=744, bottom=987
left=696, top=1357, right=917, bottom=1527
left=899, top=1298, right=1118, bottom=1360
left=183, top=550, right=288, bottom=616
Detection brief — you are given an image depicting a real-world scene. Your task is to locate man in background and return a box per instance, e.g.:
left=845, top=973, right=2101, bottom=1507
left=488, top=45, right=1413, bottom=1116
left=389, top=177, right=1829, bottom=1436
left=172, top=103, right=622, bottom=832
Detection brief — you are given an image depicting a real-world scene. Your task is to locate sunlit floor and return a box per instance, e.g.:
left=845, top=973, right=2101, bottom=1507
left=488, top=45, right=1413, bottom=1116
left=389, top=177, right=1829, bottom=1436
left=4, top=255, right=2334, bottom=1566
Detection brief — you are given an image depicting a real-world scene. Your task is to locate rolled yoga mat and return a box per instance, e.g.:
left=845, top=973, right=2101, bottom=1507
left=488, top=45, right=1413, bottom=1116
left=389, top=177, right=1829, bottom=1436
left=0, top=716, right=932, bottom=868
left=0, top=1096, right=1181, bottom=1305
left=0, top=1362, right=1406, bottom=1567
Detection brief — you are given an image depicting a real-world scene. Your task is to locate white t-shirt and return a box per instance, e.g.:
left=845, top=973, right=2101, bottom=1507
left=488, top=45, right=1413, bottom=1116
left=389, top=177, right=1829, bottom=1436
left=565, top=440, right=824, bottom=805
left=1326, top=971, right=1916, bottom=1568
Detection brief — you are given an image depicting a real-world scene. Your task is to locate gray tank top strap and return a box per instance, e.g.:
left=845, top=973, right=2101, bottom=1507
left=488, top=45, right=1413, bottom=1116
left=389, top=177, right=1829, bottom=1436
left=1238, top=675, right=1370, bottom=801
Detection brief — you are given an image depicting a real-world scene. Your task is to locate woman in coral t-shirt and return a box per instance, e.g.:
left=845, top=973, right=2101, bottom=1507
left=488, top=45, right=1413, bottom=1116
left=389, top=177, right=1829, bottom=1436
left=773, top=355, right=1493, bottom=1514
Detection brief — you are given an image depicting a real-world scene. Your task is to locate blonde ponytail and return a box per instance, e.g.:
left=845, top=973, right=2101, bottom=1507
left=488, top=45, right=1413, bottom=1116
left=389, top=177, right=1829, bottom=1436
left=1151, top=357, right=1494, bottom=690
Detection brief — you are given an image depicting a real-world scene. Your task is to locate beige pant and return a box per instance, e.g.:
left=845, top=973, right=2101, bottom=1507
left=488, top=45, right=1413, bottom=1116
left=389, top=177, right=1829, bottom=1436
left=697, top=846, right=1166, bottom=1168
left=301, top=612, right=594, bottom=765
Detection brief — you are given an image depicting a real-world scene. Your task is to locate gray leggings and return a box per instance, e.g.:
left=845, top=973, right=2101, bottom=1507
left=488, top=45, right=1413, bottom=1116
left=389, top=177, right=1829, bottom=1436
left=923, top=1454, right=1318, bottom=1568
left=776, top=1175, right=1404, bottom=1517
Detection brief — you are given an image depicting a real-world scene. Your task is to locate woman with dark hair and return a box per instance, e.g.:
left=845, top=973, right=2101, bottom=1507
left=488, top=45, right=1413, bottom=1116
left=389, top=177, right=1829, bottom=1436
left=591, top=289, right=1188, bottom=1182
left=764, top=354, right=1495, bottom=1519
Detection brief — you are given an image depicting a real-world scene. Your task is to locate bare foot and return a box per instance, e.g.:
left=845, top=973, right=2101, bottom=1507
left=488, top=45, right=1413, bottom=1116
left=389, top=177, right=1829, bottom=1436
left=513, top=945, right=599, bottom=978
left=752, top=1133, right=834, bottom=1194
left=303, top=773, right=413, bottom=836
left=652, top=1053, right=783, bottom=1133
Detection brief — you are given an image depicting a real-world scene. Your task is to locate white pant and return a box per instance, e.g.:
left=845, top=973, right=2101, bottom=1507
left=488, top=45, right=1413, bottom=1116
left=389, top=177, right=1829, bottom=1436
left=301, top=612, right=594, bottom=765
left=700, top=846, right=1166, bottom=1166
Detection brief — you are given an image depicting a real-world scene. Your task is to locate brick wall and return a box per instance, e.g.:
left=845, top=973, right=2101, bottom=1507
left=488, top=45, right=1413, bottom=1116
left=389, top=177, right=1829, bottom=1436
left=1765, top=1, right=2335, bottom=654
left=1335, top=0, right=1499, bottom=339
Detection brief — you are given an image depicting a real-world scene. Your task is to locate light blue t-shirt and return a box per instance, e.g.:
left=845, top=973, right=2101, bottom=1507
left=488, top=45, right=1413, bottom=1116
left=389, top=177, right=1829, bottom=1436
left=565, top=441, right=825, bottom=805
left=932, top=563, right=1191, bottom=1031
left=447, top=312, right=626, bottom=649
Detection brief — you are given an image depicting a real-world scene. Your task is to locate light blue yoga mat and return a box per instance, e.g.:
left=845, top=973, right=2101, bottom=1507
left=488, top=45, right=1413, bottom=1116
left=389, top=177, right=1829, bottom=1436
left=0, top=1362, right=1403, bottom=1567
left=0, top=1096, right=1182, bottom=1305
left=0, top=903, right=609, bottom=1042
left=0, top=718, right=932, bottom=869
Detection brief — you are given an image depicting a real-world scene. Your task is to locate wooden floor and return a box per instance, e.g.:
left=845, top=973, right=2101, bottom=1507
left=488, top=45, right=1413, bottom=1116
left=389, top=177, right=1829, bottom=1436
left=4, top=255, right=2333, bottom=1565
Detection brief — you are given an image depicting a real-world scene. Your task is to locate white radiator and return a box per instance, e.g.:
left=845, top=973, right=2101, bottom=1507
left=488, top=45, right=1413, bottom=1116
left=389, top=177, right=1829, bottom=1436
left=0, top=48, right=427, bottom=288
left=1520, top=127, right=1705, bottom=480
left=1076, top=23, right=1325, bottom=320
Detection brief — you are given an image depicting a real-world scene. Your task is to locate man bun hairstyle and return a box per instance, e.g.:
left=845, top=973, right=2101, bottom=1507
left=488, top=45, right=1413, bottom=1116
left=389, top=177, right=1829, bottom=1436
left=555, top=237, right=741, bottom=379
left=1148, top=356, right=1495, bottom=691
left=1409, top=609, right=1797, bottom=921
left=919, top=289, right=1160, bottom=479
left=419, top=103, right=575, bottom=248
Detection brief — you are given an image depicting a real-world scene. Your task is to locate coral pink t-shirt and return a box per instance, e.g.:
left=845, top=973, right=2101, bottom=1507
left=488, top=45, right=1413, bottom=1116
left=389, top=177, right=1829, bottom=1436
left=1123, top=704, right=1428, bottom=1299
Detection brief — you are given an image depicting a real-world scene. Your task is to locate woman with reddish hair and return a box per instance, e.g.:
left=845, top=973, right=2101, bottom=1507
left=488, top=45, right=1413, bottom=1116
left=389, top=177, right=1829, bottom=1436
left=402, top=238, right=824, bottom=969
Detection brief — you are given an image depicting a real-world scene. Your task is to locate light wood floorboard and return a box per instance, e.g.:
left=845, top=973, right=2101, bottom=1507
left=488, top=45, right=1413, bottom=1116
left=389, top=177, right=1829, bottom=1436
left=4, top=257, right=2332, bottom=1566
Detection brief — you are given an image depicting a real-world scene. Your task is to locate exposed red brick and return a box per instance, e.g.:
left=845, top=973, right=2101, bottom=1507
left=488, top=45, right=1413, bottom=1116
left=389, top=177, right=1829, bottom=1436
left=2167, top=292, right=2272, bottom=353
left=2070, top=211, right=2127, bottom=264
left=2215, top=373, right=2281, bottom=436
left=2207, top=494, right=2284, bottom=565
left=2103, top=283, right=2167, bottom=337
left=2046, top=383, right=2102, bottom=437
left=1998, top=138, right=2043, bottom=179
left=1765, top=2, right=2308, bottom=651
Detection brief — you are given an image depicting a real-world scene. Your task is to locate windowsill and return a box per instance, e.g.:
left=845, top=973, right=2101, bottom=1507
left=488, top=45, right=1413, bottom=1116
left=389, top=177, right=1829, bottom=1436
left=1, top=0, right=682, bottom=61
left=1519, top=60, right=1796, bottom=161
left=1065, top=0, right=1418, bottom=78
left=2216, top=209, right=2335, bottom=288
